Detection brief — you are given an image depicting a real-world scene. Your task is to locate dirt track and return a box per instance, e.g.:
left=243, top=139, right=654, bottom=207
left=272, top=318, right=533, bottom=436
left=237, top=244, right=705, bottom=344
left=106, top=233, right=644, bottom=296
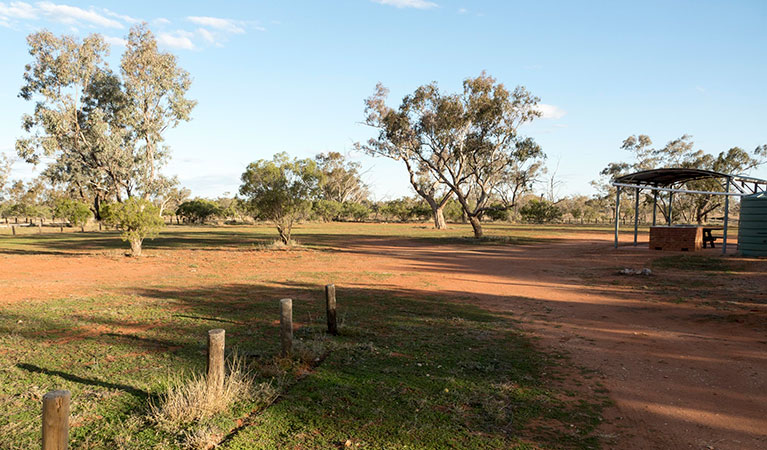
left=1, top=230, right=766, bottom=449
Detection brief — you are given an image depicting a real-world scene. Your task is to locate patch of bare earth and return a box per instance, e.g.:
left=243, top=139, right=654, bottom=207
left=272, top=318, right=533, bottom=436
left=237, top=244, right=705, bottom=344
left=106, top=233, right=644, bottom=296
left=1, top=230, right=766, bottom=449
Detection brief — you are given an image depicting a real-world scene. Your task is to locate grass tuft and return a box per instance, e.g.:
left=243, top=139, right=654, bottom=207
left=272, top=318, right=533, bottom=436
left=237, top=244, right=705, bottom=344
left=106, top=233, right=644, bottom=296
left=149, top=354, right=277, bottom=447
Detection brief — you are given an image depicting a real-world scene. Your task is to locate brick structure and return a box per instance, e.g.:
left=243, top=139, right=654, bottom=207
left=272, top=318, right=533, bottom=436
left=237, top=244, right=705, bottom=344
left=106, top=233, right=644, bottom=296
left=649, top=226, right=703, bottom=251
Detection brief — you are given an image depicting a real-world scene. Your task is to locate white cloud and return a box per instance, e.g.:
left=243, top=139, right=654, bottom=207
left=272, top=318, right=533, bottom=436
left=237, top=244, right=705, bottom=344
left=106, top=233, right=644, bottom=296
left=196, top=27, right=215, bottom=43
left=537, top=103, right=566, bottom=120
left=187, top=16, right=245, bottom=34
left=0, top=4, right=251, bottom=50
left=372, top=0, right=438, bottom=9
left=458, top=8, right=467, bottom=14
left=157, top=30, right=195, bottom=50
left=102, top=8, right=139, bottom=25
left=36, top=2, right=123, bottom=28
left=0, top=2, right=38, bottom=20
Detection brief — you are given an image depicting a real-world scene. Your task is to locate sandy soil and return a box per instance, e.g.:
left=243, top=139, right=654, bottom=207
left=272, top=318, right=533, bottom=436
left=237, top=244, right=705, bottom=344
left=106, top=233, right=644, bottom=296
left=1, top=230, right=765, bottom=449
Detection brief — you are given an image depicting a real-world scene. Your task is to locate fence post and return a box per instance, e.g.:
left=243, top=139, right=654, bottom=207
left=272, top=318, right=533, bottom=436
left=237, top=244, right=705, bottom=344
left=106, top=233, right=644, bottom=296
left=280, top=298, right=293, bottom=357
left=42, top=390, right=70, bottom=450
left=11, top=225, right=15, bottom=236
left=325, top=284, right=338, bottom=335
left=207, top=329, right=225, bottom=393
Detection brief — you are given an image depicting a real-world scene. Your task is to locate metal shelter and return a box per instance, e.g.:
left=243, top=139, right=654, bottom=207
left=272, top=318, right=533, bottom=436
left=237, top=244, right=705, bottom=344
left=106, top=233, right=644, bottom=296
left=610, top=168, right=767, bottom=254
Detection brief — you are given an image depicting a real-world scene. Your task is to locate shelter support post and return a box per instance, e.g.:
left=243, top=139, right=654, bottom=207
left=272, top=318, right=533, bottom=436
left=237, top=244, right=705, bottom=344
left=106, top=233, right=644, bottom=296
left=614, top=186, right=621, bottom=248
left=723, top=177, right=730, bottom=255
left=633, top=188, right=640, bottom=246
left=652, top=190, right=658, bottom=226
left=668, top=191, right=674, bottom=225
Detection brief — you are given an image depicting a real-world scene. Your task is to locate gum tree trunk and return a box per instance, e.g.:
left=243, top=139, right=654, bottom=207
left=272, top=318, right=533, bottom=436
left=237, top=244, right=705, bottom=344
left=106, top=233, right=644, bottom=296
left=276, top=225, right=291, bottom=245
left=469, top=215, right=483, bottom=238
left=433, top=205, right=447, bottom=229
left=130, top=238, right=143, bottom=257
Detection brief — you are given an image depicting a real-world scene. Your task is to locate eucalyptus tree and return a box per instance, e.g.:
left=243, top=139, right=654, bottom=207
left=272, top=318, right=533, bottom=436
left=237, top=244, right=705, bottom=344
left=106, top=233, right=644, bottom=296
left=361, top=73, right=544, bottom=237
left=315, top=152, right=369, bottom=203
left=359, top=84, right=453, bottom=229
left=16, top=31, right=122, bottom=216
left=121, top=24, right=196, bottom=196
left=15, top=25, right=195, bottom=218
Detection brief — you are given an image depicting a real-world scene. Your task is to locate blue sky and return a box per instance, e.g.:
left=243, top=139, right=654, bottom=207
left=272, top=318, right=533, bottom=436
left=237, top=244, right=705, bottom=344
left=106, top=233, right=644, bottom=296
left=1, top=0, right=765, bottom=200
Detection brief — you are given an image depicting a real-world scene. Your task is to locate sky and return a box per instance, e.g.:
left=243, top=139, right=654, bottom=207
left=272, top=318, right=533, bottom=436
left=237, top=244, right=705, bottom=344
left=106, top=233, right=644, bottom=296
left=1, top=0, right=766, bottom=200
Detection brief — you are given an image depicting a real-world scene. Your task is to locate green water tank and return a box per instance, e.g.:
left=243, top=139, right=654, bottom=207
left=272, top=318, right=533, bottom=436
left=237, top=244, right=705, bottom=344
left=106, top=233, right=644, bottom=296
left=739, top=192, right=767, bottom=256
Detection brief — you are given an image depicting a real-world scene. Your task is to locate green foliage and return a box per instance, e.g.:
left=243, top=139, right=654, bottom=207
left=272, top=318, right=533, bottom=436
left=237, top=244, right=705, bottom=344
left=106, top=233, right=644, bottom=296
left=341, top=201, right=371, bottom=222
left=53, top=198, right=92, bottom=227
left=484, top=204, right=510, bottom=222
left=101, top=197, right=164, bottom=256
left=312, top=199, right=343, bottom=222
left=176, top=199, right=222, bottom=224
left=520, top=199, right=563, bottom=224
left=239, top=153, right=322, bottom=243
left=381, top=198, right=414, bottom=222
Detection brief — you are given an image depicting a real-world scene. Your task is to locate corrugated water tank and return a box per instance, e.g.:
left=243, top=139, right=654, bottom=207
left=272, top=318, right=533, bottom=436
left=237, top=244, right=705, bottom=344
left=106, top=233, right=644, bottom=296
left=739, top=192, right=767, bottom=256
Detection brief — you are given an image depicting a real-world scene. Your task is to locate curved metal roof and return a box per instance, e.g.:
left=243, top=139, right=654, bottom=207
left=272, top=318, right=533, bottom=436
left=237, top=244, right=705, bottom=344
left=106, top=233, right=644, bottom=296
left=614, top=168, right=729, bottom=186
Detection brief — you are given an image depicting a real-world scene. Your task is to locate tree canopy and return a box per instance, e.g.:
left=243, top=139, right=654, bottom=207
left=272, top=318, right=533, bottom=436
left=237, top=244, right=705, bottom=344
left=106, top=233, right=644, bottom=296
left=239, top=153, right=322, bottom=244
left=15, top=25, right=195, bottom=219
left=101, top=197, right=164, bottom=256
left=361, top=72, right=545, bottom=237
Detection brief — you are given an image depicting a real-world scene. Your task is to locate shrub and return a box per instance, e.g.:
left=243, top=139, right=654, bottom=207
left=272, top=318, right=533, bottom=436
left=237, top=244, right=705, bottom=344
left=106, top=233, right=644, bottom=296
left=176, top=199, right=222, bottom=224
left=101, top=198, right=164, bottom=256
left=519, top=198, right=563, bottom=224
left=53, top=198, right=92, bottom=229
left=341, top=201, right=371, bottom=221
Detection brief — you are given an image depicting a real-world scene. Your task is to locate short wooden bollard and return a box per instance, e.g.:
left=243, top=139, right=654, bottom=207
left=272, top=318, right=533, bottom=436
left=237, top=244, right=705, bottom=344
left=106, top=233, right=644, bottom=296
left=207, top=329, right=225, bottom=392
left=280, top=298, right=293, bottom=357
left=11, top=225, right=16, bottom=236
left=42, top=390, right=70, bottom=450
left=325, top=284, right=338, bottom=335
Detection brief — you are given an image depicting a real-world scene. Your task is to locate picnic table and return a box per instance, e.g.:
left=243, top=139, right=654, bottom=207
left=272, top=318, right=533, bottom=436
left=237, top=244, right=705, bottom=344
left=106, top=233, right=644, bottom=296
left=702, top=226, right=723, bottom=249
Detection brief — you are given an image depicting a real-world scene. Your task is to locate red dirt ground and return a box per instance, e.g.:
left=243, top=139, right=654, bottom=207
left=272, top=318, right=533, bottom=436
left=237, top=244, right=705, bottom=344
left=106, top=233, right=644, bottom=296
left=1, top=230, right=766, bottom=449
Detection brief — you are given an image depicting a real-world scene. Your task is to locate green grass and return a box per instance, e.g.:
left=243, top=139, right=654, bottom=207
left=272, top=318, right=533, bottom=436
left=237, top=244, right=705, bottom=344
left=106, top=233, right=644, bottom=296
left=0, top=220, right=640, bottom=255
left=0, top=224, right=608, bottom=449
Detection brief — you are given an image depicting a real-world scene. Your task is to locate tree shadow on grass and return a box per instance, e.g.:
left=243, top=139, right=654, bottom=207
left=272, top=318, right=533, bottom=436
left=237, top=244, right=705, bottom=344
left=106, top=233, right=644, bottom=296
left=16, top=363, right=150, bottom=398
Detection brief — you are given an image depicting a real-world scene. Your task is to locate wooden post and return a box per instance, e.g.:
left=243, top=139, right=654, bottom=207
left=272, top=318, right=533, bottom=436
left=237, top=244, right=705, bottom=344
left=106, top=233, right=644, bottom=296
left=633, top=188, right=640, bottom=246
left=280, top=298, right=293, bottom=357
left=325, top=284, right=338, bottom=335
left=11, top=225, right=16, bottom=236
left=207, top=329, right=225, bottom=392
left=614, top=186, right=621, bottom=248
left=60, top=226, right=64, bottom=233
left=42, top=390, right=70, bottom=450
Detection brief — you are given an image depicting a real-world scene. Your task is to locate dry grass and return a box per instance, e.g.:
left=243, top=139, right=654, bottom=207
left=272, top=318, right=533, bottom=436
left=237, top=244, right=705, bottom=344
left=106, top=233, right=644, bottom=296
left=149, top=354, right=277, bottom=449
